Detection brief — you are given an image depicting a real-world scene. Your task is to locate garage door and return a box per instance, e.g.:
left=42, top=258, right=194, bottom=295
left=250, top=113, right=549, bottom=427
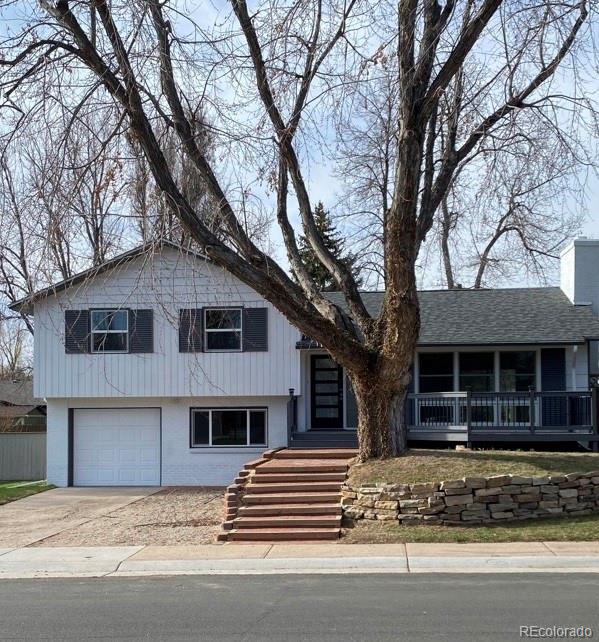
left=73, top=408, right=161, bottom=486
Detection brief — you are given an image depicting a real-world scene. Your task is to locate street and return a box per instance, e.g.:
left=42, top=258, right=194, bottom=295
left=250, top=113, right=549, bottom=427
left=1, top=574, right=598, bottom=641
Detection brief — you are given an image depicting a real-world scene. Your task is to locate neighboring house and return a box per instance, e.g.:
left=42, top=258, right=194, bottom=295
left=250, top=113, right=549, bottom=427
left=0, top=379, right=46, bottom=433
left=9, top=238, right=599, bottom=488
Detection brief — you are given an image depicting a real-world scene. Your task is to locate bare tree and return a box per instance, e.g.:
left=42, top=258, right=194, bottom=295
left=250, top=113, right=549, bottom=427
left=430, top=57, right=590, bottom=288
left=0, top=0, right=594, bottom=459
left=437, top=144, right=585, bottom=289
left=0, top=319, right=30, bottom=379
left=129, top=108, right=221, bottom=246
left=0, top=106, right=137, bottom=330
left=336, top=5, right=594, bottom=290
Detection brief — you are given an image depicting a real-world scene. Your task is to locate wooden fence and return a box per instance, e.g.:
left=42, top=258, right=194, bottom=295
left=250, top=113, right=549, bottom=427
left=0, top=433, right=46, bottom=481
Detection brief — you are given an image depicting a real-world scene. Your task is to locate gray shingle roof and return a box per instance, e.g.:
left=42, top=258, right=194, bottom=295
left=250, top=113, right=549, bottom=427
left=324, top=287, right=599, bottom=345
left=0, top=379, right=40, bottom=406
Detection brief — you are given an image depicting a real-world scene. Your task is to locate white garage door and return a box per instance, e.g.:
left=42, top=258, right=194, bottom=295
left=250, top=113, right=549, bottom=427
left=73, top=408, right=161, bottom=486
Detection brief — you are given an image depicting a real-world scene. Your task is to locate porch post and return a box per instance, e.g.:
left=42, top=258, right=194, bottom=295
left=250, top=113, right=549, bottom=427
left=592, top=383, right=598, bottom=453
left=287, top=388, right=297, bottom=446
left=529, top=386, right=536, bottom=435
left=466, top=388, right=472, bottom=449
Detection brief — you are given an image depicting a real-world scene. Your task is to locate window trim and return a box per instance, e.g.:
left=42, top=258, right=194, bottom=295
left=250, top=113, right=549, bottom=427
left=203, top=307, right=243, bottom=353
left=90, top=308, right=129, bottom=354
left=189, top=407, right=268, bottom=448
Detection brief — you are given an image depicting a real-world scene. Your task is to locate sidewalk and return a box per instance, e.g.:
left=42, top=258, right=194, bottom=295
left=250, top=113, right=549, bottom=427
left=3, top=542, right=599, bottom=578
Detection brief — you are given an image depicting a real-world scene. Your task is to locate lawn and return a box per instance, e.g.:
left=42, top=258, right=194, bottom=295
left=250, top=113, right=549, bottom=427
left=349, top=448, right=599, bottom=486
left=0, top=481, right=53, bottom=506
left=342, top=513, right=599, bottom=544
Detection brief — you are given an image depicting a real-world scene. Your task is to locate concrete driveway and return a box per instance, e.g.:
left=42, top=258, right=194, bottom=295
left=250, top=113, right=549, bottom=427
left=0, top=487, right=160, bottom=548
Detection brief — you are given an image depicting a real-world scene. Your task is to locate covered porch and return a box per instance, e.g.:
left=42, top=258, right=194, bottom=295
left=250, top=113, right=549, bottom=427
left=288, top=343, right=599, bottom=449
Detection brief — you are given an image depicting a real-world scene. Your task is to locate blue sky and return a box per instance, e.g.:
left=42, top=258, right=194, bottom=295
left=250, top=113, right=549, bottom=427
left=584, top=177, right=599, bottom=236
left=2, top=0, right=597, bottom=286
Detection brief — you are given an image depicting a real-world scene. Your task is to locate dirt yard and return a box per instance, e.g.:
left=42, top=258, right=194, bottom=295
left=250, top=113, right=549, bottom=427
left=32, top=487, right=225, bottom=547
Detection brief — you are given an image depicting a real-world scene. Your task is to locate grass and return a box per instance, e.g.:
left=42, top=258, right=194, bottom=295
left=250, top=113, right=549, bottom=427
left=349, top=448, right=599, bottom=486
left=0, top=480, right=54, bottom=506
left=342, top=513, right=599, bottom=544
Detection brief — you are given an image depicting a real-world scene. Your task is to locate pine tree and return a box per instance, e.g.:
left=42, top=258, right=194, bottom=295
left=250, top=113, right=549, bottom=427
left=296, top=202, right=362, bottom=291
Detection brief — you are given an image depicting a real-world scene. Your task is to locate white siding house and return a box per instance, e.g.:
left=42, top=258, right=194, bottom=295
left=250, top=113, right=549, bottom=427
left=12, top=238, right=599, bottom=487
left=30, top=245, right=300, bottom=486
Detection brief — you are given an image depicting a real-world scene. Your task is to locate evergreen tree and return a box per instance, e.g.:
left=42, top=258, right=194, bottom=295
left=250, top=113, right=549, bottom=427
left=296, top=202, right=362, bottom=291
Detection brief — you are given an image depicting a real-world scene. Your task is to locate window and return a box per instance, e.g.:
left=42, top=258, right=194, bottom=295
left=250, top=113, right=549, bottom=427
left=91, top=309, right=128, bottom=353
left=204, top=308, right=242, bottom=351
left=459, top=352, right=494, bottom=391
left=419, top=353, right=454, bottom=393
left=589, top=340, right=599, bottom=377
left=190, top=408, right=267, bottom=447
left=500, top=351, right=536, bottom=391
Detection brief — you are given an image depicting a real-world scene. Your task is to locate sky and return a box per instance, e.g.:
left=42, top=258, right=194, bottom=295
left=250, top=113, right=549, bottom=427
left=2, top=0, right=598, bottom=291
left=584, top=177, right=599, bottom=237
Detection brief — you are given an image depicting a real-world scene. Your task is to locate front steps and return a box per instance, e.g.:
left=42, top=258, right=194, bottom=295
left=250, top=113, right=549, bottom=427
left=220, top=448, right=356, bottom=542
left=290, top=431, right=358, bottom=449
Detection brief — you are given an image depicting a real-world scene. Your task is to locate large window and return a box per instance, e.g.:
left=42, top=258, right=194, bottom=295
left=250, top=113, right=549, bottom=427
left=419, top=353, right=454, bottom=393
left=204, top=308, right=242, bottom=351
left=459, top=352, right=494, bottom=392
left=500, top=351, right=536, bottom=391
left=91, top=309, right=128, bottom=353
left=190, top=408, right=267, bottom=447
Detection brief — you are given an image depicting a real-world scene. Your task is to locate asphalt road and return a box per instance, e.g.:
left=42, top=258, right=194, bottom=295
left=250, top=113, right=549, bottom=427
left=1, top=574, right=598, bottom=641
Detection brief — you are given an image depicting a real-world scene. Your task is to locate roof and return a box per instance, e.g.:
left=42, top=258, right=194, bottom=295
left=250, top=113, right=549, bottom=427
left=0, top=404, right=41, bottom=418
left=9, top=238, right=599, bottom=346
left=319, top=287, right=599, bottom=346
left=9, top=240, right=207, bottom=315
left=0, top=379, right=41, bottom=406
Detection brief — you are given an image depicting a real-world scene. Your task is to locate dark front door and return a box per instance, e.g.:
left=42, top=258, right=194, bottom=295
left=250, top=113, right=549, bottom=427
left=310, top=355, right=344, bottom=430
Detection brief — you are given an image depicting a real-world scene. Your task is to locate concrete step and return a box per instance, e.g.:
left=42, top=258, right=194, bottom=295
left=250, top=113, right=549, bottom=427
left=247, top=482, right=343, bottom=494
left=250, top=472, right=347, bottom=483
left=238, top=503, right=342, bottom=517
left=242, top=492, right=342, bottom=504
left=256, top=460, right=349, bottom=473
left=234, top=515, right=341, bottom=529
left=228, top=527, right=340, bottom=541
left=273, top=448, right=357, bottom=460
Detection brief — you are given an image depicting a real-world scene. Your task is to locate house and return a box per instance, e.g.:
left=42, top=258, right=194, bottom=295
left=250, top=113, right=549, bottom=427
left=0, top=379, right=46, bottom=433
left=9, top=238, right=599, bottom=487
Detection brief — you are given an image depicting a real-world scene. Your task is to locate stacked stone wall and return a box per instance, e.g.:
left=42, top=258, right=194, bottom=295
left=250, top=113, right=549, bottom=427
left=342, top=472, right=599, bottom=525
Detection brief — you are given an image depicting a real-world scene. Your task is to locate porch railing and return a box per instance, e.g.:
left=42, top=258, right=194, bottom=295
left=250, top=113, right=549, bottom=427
left=406, top=390, right=596, bottom=436
left=287, top=388, right=298, bottom=444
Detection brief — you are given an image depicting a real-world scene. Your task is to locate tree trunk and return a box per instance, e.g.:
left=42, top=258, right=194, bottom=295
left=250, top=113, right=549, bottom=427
left=440, top=195, right=456, bottom=289
left=351, top=373, right=410, bottom=461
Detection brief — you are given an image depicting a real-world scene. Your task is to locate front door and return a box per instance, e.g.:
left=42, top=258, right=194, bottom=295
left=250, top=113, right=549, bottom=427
left=310, top=355, right=344, bottom=430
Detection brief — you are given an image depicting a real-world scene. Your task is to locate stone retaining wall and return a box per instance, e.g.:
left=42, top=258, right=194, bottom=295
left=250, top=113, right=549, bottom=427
left=342, top=472, right=599, bottom=525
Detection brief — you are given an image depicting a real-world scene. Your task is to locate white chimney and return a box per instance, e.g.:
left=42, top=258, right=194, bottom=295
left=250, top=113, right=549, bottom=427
left=560, top=237, right=599, bottom=314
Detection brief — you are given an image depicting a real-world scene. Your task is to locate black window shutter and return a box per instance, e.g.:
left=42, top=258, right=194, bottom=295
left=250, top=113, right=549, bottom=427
left=129, top=309, right=154, bottom=353
left=65, top=310, right=90, bottom=354
left=179, top=309, right=203, bottom=352
left=541, top=348, right=567, bottom=427
left=242, top=308, right=268, bottom=351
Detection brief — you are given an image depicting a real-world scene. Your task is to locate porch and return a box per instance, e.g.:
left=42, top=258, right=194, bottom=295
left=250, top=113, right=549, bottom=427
left=290, top=345, right=599, bottom=449
left=287, top=389, right=599, bottom=449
